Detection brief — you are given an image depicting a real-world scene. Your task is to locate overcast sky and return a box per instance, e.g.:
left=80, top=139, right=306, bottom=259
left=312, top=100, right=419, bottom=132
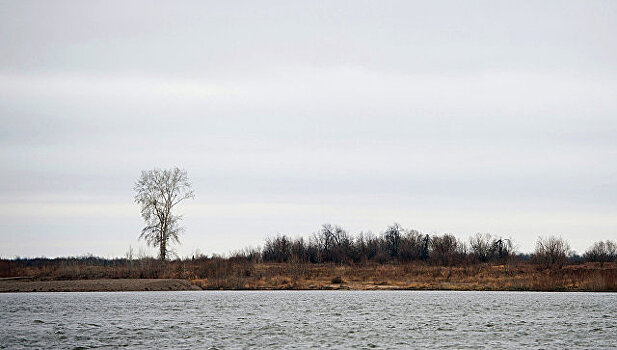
left=1, top=0, right=616, bottom=258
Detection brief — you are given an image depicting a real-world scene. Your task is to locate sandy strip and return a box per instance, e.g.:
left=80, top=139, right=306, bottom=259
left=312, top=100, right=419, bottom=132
left=0, top=279, right=202, bottom=292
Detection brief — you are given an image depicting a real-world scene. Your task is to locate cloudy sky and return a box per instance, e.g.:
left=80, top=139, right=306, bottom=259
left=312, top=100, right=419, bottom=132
left=1, top=1, right=616, bottom=258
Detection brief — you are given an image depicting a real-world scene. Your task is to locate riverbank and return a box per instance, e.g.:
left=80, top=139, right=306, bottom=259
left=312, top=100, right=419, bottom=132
left=191, top=262, right=617, bottom=292
left=3, top=262, right=614, bottom=292
left=0, top=278, right=201, bottom=292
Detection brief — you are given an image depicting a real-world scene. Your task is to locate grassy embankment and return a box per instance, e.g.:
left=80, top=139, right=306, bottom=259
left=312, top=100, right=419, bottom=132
left=1, top=258, right=615, bottom=292
left=190, top=262, right=617, bottom=292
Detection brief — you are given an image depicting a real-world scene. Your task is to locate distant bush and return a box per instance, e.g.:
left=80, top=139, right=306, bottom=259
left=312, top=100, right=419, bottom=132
left=469, top=233, right=515, bottom=263
left=532, top=236, right=571, bottom=268
left=398, top=229, right=425, bottom=262
left=263, top=235, right=293, bottom=263
left=584, top=240, right=617, bottom=264
left=430, top=234, right=466, bottom=266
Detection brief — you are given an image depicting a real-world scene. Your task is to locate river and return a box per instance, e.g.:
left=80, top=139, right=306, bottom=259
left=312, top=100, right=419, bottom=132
left=1, top=291, right=615, bottom=348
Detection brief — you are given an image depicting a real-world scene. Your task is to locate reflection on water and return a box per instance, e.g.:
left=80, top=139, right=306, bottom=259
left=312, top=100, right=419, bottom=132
left=1, top=291, right=616, bottom=349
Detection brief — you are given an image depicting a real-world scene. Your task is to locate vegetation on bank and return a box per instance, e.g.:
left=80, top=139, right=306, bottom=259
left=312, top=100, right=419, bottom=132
left=1, top=224, right=616, bottom=292
left=0, top=279, right=200, bottom=293
left=0, top=259, right=615, bottom=292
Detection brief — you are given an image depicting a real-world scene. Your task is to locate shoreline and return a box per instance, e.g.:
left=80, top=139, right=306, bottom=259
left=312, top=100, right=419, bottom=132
left=0, top=278, right=201, bottom=293
left=1, top=278, right=615, bottom=293
left=2, top=262, right=615, bottom=293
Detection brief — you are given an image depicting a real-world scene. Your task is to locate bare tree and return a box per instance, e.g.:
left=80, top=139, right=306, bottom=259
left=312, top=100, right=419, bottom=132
left=584, top=240, right=617, bottom=265
left=469, top=233, right=515, bottom=263
left=533, top=236, right=571, bottom=268
left=398, top=229, right=424, bottom=261
left=134, top=167, right=195, bottom=261
left=315, top=224, right=350, bottom=262
left=430, top=234, right=464, bottom=266
left=469, top=233, right=493, bottom=262
left=383, top=223, right=403, bottom=258
left=491, top=237, right=514, bottom=262
left=263, top=235, right=292, bottom=262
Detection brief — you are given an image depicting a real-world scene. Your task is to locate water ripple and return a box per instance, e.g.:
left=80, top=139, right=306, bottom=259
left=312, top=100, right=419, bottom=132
left=0, top=291, right=615, bottom=349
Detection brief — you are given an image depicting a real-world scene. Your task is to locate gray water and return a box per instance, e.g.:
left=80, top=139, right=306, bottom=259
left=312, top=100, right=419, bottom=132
left=0, top=291, right=615, bottom=349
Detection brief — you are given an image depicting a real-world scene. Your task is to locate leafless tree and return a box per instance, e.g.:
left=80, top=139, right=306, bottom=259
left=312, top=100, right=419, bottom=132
left=383, top=223, right=403, bottom=258
left=469, top=233, right=515, bottom=263
left=584, top=240, right=617, bottom=264
left=470, top=233, right=493, bottom=262
left=263, top=235, right=292, bottom=262
left=134, top=167, right=195, bottom=261
left=398, top=229, right=424, bottom=261
left=315, top=224, right=350, bottom=262
left=533, top=236, right=571, bottom=268
left=491, top=237, right=514, bottom=262
left=430, top=234, right=464, bottom=266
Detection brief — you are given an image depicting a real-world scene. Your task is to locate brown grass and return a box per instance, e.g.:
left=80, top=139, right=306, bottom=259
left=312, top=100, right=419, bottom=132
left=2, top=258, right=615, bottom=292
left=189, top=261, right=617, bottom=292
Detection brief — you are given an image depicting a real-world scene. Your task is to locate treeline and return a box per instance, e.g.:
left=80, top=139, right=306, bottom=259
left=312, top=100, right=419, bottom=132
left=1, top=224, right=616, bottom=277
left=0, top=255, right=167, bottom=280
left=1, top=224, right=615, bottom=291
left=252, top=224, right=615, bottom=267
left=260, top=224, right=484, bottom=265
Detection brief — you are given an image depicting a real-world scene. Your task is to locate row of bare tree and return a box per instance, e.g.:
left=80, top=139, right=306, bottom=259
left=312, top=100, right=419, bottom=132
left=258, top=224, right=616, bottom=267
left=262, top=224, right=512, bottom=265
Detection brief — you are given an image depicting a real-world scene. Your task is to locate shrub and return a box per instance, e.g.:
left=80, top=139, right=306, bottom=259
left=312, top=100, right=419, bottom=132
left=532, top=236, right=571, bottom=268
left=584, top=240, right=617, bottom=264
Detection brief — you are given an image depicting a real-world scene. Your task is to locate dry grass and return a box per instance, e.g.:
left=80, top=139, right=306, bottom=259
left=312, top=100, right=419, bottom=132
left=2, top=258, right=615, bottom=292
left=190, top=262, right=617, bottom=292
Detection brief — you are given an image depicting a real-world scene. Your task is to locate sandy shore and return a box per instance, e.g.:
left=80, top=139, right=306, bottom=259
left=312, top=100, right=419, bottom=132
left=0, top=278, right=202, bottom=292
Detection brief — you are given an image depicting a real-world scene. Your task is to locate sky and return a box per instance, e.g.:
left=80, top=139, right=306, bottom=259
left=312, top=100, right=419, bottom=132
left=1, top=0, right=616, bottom=258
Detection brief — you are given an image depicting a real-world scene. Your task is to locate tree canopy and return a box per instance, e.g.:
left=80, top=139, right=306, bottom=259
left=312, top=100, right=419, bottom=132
left=134, top=167, right=194, bottom=260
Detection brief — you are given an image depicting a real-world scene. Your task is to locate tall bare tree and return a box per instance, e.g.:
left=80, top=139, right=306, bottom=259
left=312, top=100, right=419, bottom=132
left=134, top=167, right=195, bottom=261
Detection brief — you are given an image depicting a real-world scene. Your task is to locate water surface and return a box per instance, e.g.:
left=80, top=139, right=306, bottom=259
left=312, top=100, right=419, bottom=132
left=1, top=291, right=615, bottom=349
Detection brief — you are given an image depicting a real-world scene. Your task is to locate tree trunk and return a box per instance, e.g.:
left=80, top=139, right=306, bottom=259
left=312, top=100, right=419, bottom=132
left=160, top=238, right=166, bottom=261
